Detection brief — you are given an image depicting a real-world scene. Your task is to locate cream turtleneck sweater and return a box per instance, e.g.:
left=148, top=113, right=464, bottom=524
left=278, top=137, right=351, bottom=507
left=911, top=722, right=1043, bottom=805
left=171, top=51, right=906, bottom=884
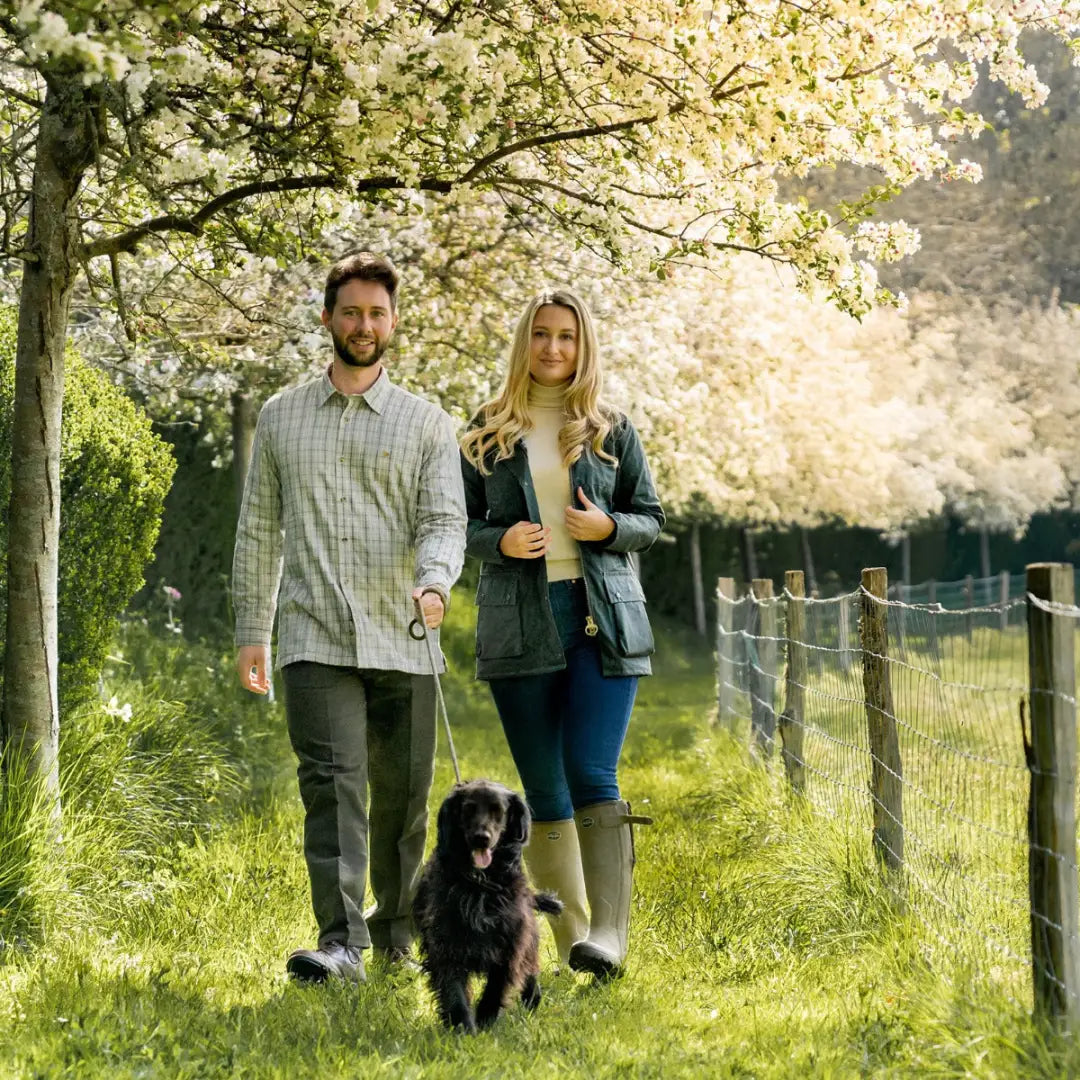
left=523, top=379, right=582, bottom=582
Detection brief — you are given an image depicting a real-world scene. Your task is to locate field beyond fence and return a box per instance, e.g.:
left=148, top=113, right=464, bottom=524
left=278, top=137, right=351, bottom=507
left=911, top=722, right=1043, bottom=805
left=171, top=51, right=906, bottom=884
left=716, top=563, right=1080, bottom=1028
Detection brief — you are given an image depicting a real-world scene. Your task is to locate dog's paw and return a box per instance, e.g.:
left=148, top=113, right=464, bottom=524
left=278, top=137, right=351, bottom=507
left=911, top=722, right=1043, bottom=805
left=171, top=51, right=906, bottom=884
left=445, top=1008, right=477, bottom=1034
left=520, top=973, right=541, bottom=1011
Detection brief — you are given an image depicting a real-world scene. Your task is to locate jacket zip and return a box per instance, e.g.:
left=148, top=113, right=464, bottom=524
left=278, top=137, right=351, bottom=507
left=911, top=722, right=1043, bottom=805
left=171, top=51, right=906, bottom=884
left=579, top=544, right=599, bottom=636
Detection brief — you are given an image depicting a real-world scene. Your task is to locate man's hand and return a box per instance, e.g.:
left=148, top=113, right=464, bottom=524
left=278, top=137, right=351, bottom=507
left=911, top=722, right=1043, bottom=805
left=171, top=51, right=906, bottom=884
left=565, top=487, right=615, bottom=542
left=237, top=645, right=271, bottom=694
left=412, top=587, right=445, bottom=629
left=498, top=521, right=551, bottom=559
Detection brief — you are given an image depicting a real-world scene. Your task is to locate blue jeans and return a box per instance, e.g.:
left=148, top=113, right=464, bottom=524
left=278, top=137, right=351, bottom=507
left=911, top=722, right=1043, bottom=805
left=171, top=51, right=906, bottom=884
left=488, top=578, right=638, bottom=822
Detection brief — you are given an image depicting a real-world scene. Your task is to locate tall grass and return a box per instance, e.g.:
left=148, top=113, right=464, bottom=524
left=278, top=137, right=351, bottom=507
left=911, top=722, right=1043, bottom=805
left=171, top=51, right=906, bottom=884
left=0, top=749, right=65, bottom=949
left=0, top=603, right=1076, bottom=1077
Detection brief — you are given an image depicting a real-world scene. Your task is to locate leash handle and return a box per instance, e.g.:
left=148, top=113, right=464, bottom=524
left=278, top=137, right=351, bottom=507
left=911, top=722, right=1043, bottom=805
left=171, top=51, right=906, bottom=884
left=412, top=596, right=462, bottom=785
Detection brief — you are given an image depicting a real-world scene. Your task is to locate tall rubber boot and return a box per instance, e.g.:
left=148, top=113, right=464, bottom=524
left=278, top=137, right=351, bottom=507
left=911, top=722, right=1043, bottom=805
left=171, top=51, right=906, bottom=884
left=569, top=800, right=653, bottom=979
left=524, top=819, right=590, bottom=965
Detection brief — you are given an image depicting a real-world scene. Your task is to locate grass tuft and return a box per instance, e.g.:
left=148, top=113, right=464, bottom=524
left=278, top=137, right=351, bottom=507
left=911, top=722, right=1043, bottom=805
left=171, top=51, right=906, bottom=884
left=0, top=749, right=66, bottom=950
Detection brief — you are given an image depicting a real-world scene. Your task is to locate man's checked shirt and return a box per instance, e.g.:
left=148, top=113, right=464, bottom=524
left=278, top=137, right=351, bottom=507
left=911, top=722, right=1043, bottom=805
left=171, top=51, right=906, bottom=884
left=232, top=367, right=466, bottom=674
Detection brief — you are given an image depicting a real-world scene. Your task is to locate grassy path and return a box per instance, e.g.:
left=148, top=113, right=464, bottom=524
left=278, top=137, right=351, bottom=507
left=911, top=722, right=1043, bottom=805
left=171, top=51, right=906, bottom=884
left=0, top=606, right=1073, bottom=1077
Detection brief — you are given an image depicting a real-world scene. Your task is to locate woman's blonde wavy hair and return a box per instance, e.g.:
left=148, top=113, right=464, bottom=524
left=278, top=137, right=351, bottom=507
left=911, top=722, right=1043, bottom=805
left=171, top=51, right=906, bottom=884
left=460, top=289, right=618, bottom=474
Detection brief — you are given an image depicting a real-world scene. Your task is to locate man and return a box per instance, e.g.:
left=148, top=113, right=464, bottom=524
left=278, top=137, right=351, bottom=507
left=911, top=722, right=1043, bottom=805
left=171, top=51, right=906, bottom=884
left=233, top=252, right=466, bottom=984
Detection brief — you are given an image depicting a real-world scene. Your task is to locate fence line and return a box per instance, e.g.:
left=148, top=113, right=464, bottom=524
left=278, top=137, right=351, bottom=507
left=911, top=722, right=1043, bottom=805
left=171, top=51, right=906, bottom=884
left=715, top=561, right=1080, bottom=1028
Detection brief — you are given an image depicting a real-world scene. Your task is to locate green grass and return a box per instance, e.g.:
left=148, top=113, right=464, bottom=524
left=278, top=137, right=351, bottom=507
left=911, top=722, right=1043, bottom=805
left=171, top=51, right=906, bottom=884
left=0, top=599, right=1076, bottom=1077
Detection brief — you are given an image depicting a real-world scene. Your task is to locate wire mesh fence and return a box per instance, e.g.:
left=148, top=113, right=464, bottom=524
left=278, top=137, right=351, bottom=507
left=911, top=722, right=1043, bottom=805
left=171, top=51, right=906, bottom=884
left=715, top=564, right=1080, bottom=1023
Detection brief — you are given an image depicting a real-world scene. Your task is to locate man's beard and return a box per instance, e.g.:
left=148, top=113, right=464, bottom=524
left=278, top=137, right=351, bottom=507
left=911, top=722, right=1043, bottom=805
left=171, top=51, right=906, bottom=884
left=331, top=328, right=387, bottom=369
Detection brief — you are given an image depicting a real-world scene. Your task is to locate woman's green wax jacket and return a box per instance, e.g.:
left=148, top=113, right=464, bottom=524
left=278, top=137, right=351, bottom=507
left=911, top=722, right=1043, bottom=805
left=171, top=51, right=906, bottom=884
left=461, top=415, right=665, bottom=680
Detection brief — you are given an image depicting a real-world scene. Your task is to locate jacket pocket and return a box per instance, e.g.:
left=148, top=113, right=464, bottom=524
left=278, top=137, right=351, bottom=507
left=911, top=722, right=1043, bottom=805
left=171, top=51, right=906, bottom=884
left=601, top=570, right=654, bottom=658
left=475, top=573, right=523, bottom=659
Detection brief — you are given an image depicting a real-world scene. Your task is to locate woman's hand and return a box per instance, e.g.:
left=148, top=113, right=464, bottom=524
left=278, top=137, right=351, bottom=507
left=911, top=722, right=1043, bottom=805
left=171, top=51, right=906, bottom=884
left=499, top=520, right=551, bottom=559
left=565, top=487, right=615, bottom=542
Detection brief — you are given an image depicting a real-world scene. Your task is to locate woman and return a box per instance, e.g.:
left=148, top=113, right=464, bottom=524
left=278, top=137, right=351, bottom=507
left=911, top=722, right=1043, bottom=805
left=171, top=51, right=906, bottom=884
left=460, top=289, right=664, bottom=980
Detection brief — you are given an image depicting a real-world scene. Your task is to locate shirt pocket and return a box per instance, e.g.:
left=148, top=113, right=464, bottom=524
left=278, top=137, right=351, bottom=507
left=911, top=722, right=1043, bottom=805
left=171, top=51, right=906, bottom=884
left=602, top=569, right=654, bottom=658
left=475, top=573, right=524, bottom=660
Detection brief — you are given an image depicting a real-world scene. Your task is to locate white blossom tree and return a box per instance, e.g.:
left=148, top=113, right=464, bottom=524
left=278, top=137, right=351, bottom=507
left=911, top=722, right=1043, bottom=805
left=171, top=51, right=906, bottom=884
left=1, top=1, right=1078, bottom=812
left=610, top=265, right=1079, bottom=537
left=84, top=225, right=1080, bottom=602
left=894, top=293, right=1080, bottom=533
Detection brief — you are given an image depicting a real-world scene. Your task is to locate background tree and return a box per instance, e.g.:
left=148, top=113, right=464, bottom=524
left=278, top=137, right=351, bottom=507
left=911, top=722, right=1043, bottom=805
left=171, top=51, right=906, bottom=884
left=87, top=231, right=1080, bottom=639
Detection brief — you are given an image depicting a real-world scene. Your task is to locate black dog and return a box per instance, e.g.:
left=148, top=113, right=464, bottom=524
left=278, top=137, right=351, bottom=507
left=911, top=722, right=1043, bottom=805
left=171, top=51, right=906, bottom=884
left=413, top=780, right=563, bottom=1032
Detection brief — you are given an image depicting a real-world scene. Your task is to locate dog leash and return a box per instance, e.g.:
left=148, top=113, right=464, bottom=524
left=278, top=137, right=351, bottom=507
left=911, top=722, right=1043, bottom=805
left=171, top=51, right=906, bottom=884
left=410, top=596, right=463, bottom=784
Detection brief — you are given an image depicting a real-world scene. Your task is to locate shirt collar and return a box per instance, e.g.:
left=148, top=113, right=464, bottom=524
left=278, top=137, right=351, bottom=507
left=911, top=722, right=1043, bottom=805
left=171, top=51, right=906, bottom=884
left=362, top=368, right=392, bottom=413
left=317, top=365, right=393, bottom=414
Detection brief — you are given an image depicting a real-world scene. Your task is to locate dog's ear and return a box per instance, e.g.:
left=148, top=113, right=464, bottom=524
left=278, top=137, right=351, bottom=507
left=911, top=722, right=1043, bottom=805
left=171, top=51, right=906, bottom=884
left=504, top=791, right=530, bottom=846
left=436, top=787, right=462, bottom=857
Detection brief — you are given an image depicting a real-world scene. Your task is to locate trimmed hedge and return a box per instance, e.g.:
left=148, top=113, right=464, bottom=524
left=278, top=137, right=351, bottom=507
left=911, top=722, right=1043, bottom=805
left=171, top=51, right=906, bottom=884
left=0, top=307, right=176, bottom=711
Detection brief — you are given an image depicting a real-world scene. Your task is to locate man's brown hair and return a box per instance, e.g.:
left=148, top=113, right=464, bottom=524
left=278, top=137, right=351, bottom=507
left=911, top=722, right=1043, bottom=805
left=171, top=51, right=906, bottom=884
left=324, top=252, right=400, bottom=313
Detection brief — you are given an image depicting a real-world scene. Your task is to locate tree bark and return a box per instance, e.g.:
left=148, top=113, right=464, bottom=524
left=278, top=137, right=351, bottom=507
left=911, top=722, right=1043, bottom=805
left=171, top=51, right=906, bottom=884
left=979, top=525, right=991, bottom=582
left=2, top=78, right=96, bottom=815
left=689, top=522, right=706, bottom=636
left=740, top=526, right=759, bottom=584
left=799, top=527, right=818, bottom=596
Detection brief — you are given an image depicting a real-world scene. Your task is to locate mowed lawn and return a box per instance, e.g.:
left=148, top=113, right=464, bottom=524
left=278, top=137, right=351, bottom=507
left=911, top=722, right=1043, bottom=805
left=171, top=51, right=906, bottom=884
left=0, top=595, right=1075, bottom=1079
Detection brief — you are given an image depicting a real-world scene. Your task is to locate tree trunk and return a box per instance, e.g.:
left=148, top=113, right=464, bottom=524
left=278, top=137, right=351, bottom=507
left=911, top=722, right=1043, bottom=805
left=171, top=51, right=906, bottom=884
left=799, top=527, right=818, bottom=596
left=2, top=79, right=95, bottom=817
left=231, top=389, right=257, bottom=514
left=689, top=522, right=706, bottom=636
left=979, top=525, right=991, bottom=581
left=740, top=526, right=759, bottom=584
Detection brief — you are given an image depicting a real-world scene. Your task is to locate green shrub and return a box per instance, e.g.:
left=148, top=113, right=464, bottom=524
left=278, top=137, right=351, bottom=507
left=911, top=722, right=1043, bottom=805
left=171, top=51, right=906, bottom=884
left=0, top=307, right=176, bottom=711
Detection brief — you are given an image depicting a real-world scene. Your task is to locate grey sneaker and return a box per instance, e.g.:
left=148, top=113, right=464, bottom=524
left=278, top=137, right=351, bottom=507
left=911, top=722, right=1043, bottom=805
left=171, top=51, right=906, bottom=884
left=286, top=941, right=366, bottom=984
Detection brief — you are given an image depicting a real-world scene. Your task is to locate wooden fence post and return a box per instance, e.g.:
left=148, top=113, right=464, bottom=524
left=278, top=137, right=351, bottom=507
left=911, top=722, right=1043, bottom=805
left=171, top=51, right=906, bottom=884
left=749, top=578, right=778, bottom=759
left=716, top=577, right=736, bottom=729
left=779, top=570, right=807, bottom=793
left=1026, top=562, right=1080, bottom=1026
left=860, top=567, right=904, bottom=874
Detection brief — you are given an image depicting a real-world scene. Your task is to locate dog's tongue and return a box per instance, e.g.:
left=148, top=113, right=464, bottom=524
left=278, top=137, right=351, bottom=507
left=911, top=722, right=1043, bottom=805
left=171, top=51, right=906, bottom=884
left=472, top=848, right=493, bottom=870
